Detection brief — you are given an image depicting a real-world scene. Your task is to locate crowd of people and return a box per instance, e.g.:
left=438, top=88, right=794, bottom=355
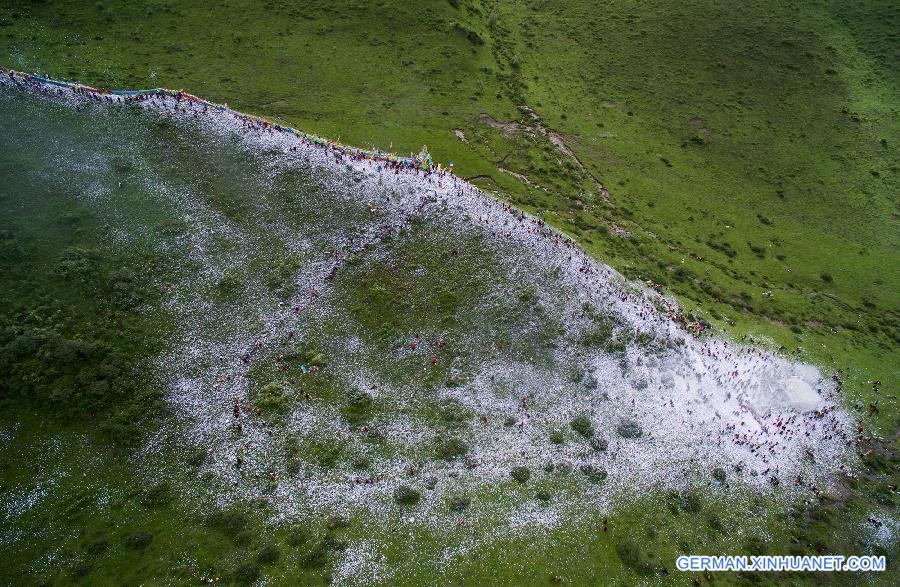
left=2, top=67, right=860, bottom=497
left=1, top=67, right=435, bottom=173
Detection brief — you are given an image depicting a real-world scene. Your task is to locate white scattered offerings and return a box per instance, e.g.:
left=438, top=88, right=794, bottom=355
left=2, top=75, right=861, bottom=571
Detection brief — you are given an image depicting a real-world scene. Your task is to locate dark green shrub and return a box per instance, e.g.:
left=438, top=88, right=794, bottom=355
left=680, top=492, right=703, bottom=514
left=570, top=415, right=595, bottom=438
left=323, top=534, right=349, bottom=551
left=307, top=439, right=344, bottom=468
left=580, top=464, right=608, bottom=483
left=435, top=437, right=468, bottom=460
left=510, top=466, right=531, bottom=483
left=141, top=481, right=173, bottom=508
left=326, top=515, right=350, bottom=531
left=394, top=485, right=421, bottom=505
left=744, top=535, right=767, bottom=556
left=73, top=560, right=93, bottom=578
left=617, top=420, right=642, bottom=439
left=748, top=243, right=766, bottom=258
left=215, top=270, right=245, bottom=300
left=187, top=449, right=207, bottom=467
left=300, top=543, right=329, bottom=568
left=300, top=540, right=331, bottom=568
left=436, top=398, right=470, bottom=425
left=56, top=247, right=100, bottom=278
left=207, top=508, right=247, bottom=536
left=108, top=270, right=145, bottom=309
left=257, top=544, right=280, bottom=564
left=712, top=467, right=726, bottom=483
left=616, top=539, right=655, bottom=575
left=449, top=494, right=471, bottom=512
left=235, top=563, right=260, bottom=585
left=453, top=23, right=484, bottom=45
left=286, top=525, right=308, bottom=547
left=590, top=437, right=608, bottom=451
left=84, top=537, right=109, bottom=556
left=233, top=530, right=254, bottom=547
left=122, top=530, right=152, bottom=550
left=340, top=390, right=374, bottom=426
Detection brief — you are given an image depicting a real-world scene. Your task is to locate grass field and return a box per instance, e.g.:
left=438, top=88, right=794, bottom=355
left=2, top=0, right=896, bottom=424
left=0, top=0, right=898, bottom=585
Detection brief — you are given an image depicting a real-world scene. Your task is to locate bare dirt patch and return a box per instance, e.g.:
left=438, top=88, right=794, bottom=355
left=478, top=109, right=611, bottom=203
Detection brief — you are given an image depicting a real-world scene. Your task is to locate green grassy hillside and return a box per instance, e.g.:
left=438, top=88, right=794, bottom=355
left=0, top=1, right=898, bottom=585
left=2, top=0, right=896, bottom=428
left=2, top=79, right=895, bottom=587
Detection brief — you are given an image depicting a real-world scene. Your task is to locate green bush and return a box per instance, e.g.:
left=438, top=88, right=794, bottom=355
left=708, top=514, right=725, bottom=533
left=55, top=246, right=100, bottom=278
left=340, top=389, right=374, bottom=426
left=265, top=255, right=301, bottom=295
left=286, top=525, right=309, bottom=547
left=73, top=560, right=93, bottom=578
left=590, top=437, right=608, bottom=452
left=680, top=492, right=703, bottom=514
left=435, top=437, right=468, bottom=460
left=510, top=466, right=531, bottom=483
left=233, top=530, right=254, bottom=547
left=0, top=323, right=142, bottom=419
left=394, top=485, right=421, bottom=505
left=234, top=563, right=260, bottom=585
left=300, top=542, right=329, bottom=568
left=744, top=535, right=768, bottom=556
left=108, top=270, right=145, bottom=309
left=122, top=530, right=153, bottom=550
left=187, top=449, right=207, bottom=467
left=570, top=415, right=595, bottom=438
left=580, top=464, right=607, bottom=483
left=616, top=420, right=642, bottom=439
left=449, top=494, right=471, bottom=512
left=257, top=544, right=280, bottom=564
left=206, top=507, right=248, bottom=538
left=84, top=537, right=109, bottom=556
left=436, top=398, right=470, bottom=425
left=616, top=539, right=655, bottom=575
left=141, top=481, right=173, bottom=508
left=307, top=439, right=344, bottom=468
